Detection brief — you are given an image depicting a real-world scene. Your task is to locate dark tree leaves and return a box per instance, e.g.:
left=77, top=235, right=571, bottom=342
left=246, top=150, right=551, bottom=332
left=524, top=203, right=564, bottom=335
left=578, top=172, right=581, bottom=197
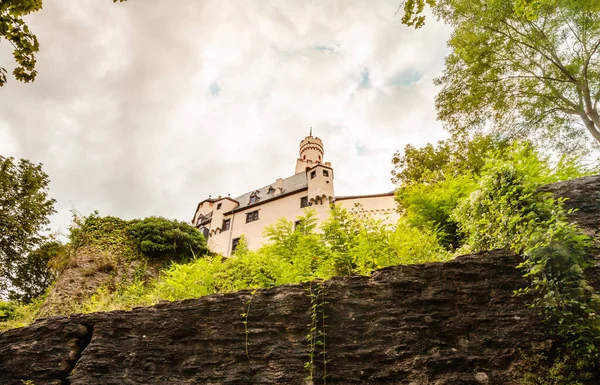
left=127, top=217, right=208, bottom=261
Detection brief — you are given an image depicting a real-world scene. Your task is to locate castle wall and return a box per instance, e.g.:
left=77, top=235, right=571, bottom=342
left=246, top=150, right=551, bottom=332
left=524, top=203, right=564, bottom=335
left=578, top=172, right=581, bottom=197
left=208, top=189, right=332, bottom=255
left=335, top=193, right=400, bottom=223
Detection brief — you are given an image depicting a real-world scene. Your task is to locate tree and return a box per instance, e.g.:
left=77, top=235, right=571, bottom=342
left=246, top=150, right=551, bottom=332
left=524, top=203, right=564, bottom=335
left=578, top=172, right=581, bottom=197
left=0, top=156, right=56, bottom=298
left=391, top=133, right=509, bottom=186
left=396, top=0, right=556, bottom=28
left=393, top=135, right=597, bottom=251
left=127, top=216, right=208, bottom=261
left=434, top=0, right=600, bottom=151
left=8, top=240, right=63, bottom=303
left=1, top=0, right=126, bottom=86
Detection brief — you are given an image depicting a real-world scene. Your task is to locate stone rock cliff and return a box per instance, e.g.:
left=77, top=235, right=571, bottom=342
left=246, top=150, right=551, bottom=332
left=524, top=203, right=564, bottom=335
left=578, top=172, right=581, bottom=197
left=0, top=175, right=599, bottom=385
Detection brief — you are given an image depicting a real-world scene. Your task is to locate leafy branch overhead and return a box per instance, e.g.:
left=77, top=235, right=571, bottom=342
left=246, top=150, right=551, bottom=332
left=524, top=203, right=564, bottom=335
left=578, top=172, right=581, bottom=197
left=0, top=0, right=126, bottom=87
left=398, top=0, right=600, bottom=149
left=435, top=0, right=600, bottom=150
left=0, top=0, right=42, bottom=86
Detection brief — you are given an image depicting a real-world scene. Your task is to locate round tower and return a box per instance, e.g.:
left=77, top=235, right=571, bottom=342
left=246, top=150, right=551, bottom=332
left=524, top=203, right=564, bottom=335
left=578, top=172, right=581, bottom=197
left=295, top=132, right=328, bottom=174
left=299, top=136, right=324, bottom=164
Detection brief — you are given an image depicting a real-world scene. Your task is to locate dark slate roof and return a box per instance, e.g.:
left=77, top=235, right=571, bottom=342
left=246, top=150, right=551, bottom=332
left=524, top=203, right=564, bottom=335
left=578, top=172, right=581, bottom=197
left=229, top=172, right=308, bottom=212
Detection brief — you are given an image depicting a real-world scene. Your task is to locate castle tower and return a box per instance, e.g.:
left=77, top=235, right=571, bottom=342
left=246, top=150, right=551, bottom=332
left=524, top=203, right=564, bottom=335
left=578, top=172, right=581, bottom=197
left=294, top=130, right=335, bottom=208
left=295, top=131, right=326, bottom=174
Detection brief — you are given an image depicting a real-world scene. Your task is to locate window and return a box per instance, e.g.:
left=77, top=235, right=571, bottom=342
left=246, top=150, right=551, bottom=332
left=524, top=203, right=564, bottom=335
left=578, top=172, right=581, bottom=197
left=310, top=170, right=316, bottom=179
left=323, top=170, right=329, bottom=177
left=294, top=220, right=302, bottom=230
left=268, top=186, right=275, bottom=194
left=222, top=218, right=231, bottom=231
left=249, top=192, right=259, bottom=204
left=300, top=196, right=309, bottom=208
left=231, top=237, right=240, bottom=253
left=246, top=210, right=259, bottom=223
left=216, top=203, right=222, bottom=210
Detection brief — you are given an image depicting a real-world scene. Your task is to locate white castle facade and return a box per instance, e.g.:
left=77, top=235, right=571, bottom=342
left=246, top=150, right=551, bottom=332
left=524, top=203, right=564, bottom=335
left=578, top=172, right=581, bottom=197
left=192, top=133, right=400, bottom=256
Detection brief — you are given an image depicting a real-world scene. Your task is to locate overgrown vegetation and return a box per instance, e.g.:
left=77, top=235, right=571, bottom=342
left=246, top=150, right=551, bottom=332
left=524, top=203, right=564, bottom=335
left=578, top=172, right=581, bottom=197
left=70, top=208, right=449, bottom=315
left=1, top=132, right=599, bottom=382
left=395, top=137, right=600, bottom=382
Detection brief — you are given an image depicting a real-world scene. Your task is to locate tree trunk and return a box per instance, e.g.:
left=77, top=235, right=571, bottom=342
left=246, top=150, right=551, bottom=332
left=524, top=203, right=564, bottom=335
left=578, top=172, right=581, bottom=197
left=584, top=118, right=600, bottom=144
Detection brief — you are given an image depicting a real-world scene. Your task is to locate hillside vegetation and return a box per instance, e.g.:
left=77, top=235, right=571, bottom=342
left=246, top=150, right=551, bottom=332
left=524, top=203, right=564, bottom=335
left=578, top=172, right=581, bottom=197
left=2, top=139, right=600, bottom=383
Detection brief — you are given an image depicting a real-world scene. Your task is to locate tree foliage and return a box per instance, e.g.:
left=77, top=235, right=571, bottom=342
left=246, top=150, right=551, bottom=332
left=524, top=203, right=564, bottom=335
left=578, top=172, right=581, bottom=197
left=434, top=0, right=600, bottom=151
left=0, top=0, right=127, bottom=86
left=453, top=142, right=594, bottom=253
left=393, top=134, right=508, bottom=249
left=8, top=240, right=63, bottom=303
left=0, top=156, right=55, bottom=298
left=396, top=1, right=600, bottom=150
left=0, top=0, right=41, bottom=86
left=393, top=135, right=597, bottom=251
left=391, top=133, right=510, bottom=186
left=397, top=0, right=437, bottom=29
left=127, top=216, right=208, bottom=261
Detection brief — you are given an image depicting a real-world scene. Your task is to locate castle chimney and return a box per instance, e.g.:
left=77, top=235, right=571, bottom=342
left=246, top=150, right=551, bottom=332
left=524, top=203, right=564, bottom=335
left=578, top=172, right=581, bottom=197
left=275, top=178, right=284, bottom=193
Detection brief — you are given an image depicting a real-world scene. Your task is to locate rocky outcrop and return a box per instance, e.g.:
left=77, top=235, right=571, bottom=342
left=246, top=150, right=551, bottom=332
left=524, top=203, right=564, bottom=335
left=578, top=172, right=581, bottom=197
left=539, top=174, right=600, bottom=242
left=38, top=245, right=157, bottom=318
left=1, top=175, right=599, bottom=385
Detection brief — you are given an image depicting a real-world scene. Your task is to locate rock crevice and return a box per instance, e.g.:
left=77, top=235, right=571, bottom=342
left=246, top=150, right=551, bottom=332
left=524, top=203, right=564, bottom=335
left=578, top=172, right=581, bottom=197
left=63, top=323, right=94, bottom=385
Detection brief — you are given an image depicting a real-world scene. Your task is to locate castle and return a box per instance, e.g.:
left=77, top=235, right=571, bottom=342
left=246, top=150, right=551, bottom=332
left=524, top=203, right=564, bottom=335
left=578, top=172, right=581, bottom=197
left=192, top=133, right=400, bottom=256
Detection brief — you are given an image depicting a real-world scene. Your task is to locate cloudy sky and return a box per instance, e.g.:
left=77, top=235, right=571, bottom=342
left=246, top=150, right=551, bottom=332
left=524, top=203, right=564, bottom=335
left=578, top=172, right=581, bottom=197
left=0, top=0, right=452, bottom=235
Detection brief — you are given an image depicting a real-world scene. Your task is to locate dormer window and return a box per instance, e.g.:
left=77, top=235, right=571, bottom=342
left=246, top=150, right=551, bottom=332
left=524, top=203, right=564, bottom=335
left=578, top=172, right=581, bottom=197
left=268, top=186, right=275, bottom=194
left=249, top=191, right=260, bottom=204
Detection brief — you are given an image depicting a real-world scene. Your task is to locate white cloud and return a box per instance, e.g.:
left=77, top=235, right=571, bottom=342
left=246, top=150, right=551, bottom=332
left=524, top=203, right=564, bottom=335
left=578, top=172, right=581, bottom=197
left=0, top=0, right=452, bottom=234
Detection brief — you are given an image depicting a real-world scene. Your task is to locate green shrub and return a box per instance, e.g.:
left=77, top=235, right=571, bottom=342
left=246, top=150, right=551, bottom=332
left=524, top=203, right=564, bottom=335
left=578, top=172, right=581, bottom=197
left=0, top=295, right=46, bottom=332
left=127, top=216, right=208, bottom=261
left=395, top=175, right=476, bottom=250
left=0, top=301, right=17, bottom=320
left=150, top=256, right=224, bottom=301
